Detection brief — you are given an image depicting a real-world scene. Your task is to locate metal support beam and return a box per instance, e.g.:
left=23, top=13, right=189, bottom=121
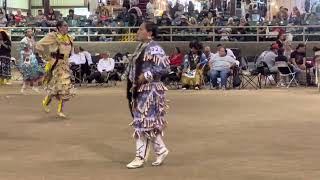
left=43, top=0, right=50, bottom=15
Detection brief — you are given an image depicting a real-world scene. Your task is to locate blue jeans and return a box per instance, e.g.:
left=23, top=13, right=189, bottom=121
left=209, top=69, right=230, bottom=88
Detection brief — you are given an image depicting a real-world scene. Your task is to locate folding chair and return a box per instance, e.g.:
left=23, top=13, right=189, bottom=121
left=240, top=56, right=261, bottom=89
left=256, top=62, right=278, bottom=87
left=208, top=66, right=235, bottom=89
left=163, top=66, right=182, bottom=89
left=276, top=62, right=299, bottom=88
left=70, top=64, right=82, bottom=86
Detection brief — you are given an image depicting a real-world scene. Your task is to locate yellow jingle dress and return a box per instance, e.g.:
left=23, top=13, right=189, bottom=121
left=36, top=32, right=74, bottom=100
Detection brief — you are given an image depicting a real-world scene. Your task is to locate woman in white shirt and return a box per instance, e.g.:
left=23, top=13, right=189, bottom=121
left=86, top=52, right=114, bottom=83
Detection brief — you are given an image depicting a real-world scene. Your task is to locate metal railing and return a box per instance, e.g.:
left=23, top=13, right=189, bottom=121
left=4, top=25, right=320, bottom=42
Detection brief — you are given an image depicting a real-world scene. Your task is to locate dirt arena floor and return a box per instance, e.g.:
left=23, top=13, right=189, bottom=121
left=0, top=84, right=320, bottom=180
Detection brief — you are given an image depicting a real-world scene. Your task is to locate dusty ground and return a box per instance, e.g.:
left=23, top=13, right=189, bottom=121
left=0, top=85, right=320, bottom=180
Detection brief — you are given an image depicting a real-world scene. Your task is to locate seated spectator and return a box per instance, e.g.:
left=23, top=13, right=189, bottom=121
left=117, top=8, right=130, bottom=26
left=200, top=16, right=212, bottom=33
left=25, top=10, right=34, bottom=26
left=172, top=15, right=190, bottom=32
left=207, top=12, right=216, bottom=25
left=284, top=41, right=293, bottom=59
left=256, top=43, right=279, bottom=73
left=47, top=8, right=55, bottom=21
left=204, top=46, right=215, bottom=60
left=47, top=14, right=57, bottom=27
left=276, top=33, right=286, bottom=50
left=35, top=10, right=47, bottom=27
left=214, top=44, right=236, bottom=59
left=7, top=14, right=15, bottom=27
left=314, top=46, right=320, bottom=68
left=0, top=10, right=7, bottom=27
left=219, top=17, right=235, bottom=41
left=275, top=48, right=288, bottom=63
left=189, top=17, right=197, bottom=26
left=208, top=46, right=238, bottom=90
left=199, top=7, right=209, bottom=21
left=271, top=23, right=285, bottom=36
left=215, top=14, right=224, bottom=26
left=290, top=43, right=306, bottom=71
left=46, top=8, right=57, bottom=27
left=237, top=17, right=250, bottom=41
left=313, top=46, right=320, bottom=57
left=67, top=9, right=79, bottom=21
left=96, top=22, right=112, bottom=41
left=181, top=40, right=207, bottom=90
left=245, top=13, right=251, bottom=22
left=56, top=13, right=64, bottom=21
left=80, top=47, right=93, bottom=77
left=289, top=6, right=301, bottom=25
left=86, top=52, right=115, bottom=83
left=89, top=11, right=100, bottom=26
left=169, top=47, right=184, bottom=67
left=289, top=43, right=312, bottom=84
left=67, top=9, right=80, bottom=26
left=203, top=46, right=215, bottom=77
left=146, top=0, right=155, bottom=22
left=158, top=13, right=171, bottom=26
left=14, top=9, right=26, bottom=26
left=69, top=46, right=93, bottom=82
left=276, top=48, right=300, bottom=86
left=174, top=4, right=184, bottom=19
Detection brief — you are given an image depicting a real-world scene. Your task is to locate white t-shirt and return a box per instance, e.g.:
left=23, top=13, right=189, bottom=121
left=214, top=48, right=236, bottom=60
left=97, top=58, right=115, bottom=73
left=69, top=53, right=86, bottom=65
left=81, top=51, right=93, bottom=65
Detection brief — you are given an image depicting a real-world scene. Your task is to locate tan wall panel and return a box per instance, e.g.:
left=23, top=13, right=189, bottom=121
left=31, top=0, right=42, bottom=6
left=7, top=0, right=29, bottom=9
left=50, top=0, right=85, bottom=6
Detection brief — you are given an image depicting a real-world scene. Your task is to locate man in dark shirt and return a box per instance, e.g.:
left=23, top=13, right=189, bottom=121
left=290, top=43, right=306, bottom=70
left=289, top=43, right=315, bottom=85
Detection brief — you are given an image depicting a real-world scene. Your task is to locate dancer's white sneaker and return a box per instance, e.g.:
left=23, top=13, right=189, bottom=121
left=57, top=112, right=67, bottom=118
left=126, top=157, right=144, bottom=169
left=152, top=150, right=169, bottom=166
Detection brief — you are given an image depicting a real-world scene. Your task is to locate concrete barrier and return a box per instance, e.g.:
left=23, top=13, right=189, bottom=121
left=11, top=41, right=317, bottom=59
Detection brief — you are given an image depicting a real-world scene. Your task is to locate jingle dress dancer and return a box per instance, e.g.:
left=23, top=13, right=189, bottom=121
left=19, top=29, right=44, bottom=93
left=0, top=30, right=11, bottom=85
left=126, top=22, right=170, bottom=169
left=36, top=21, right=74, bottom=118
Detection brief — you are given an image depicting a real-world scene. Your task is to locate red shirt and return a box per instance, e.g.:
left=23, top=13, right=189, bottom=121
left=15, top=15, right=24, bottom=23
left=169, top=53, right=184, bottom=67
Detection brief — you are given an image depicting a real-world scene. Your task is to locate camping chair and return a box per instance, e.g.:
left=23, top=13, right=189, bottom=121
left=240, top=56, right=261, bottom=89
left=70, top=64, right=82, bottom=86
left=256, top=61, right=278, bottom=88
left=163, top=66, right=182, bottom=89
left=276, top=61, right=299, bottom=88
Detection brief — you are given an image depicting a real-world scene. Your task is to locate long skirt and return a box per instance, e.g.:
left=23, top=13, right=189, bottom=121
left=0, top=56, right=11, bottom=79
left=46, top=59, right=75, bottom=100
left=130, top=82, right=168, bottom=138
